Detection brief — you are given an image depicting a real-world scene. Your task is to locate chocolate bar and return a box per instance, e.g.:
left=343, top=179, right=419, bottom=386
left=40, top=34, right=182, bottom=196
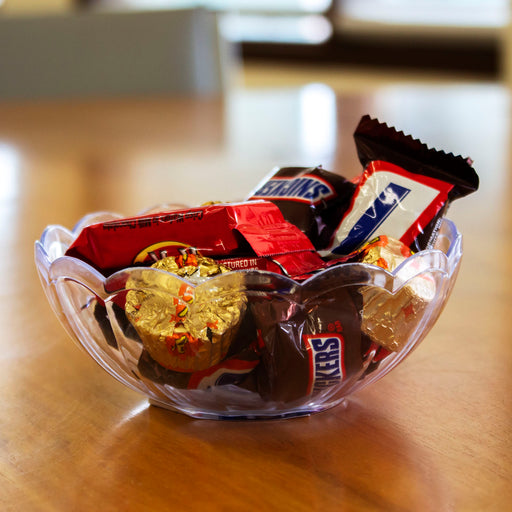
left=324, top=115, right=479, bottom=255
left=66, top=201, right=323, bottom=277
left=248, top=166, right=356, bottom=249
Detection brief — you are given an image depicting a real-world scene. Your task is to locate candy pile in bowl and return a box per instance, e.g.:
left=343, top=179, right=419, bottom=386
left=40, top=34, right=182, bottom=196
left=35, top=116, right=479, bottom=419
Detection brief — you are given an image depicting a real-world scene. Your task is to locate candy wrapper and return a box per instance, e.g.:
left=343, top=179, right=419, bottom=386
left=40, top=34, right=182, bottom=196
left=251, top=286, right=365, bottom=403
left=324, top=115, right=479, bottom=255
left=351, top=235, right=413, bottom=270
left=124, top=252, right=246, bottom=372
left=66, top=201, right=325, bottom=278
left=361, top=273, right=435, bottom=353
left=247, top=166, right=356, bottom=249
left=136, top=307, right=262, bottom=390
left=349, top=235, right=435, bottom=352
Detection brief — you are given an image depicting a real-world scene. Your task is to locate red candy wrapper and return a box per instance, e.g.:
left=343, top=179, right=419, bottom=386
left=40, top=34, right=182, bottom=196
left=66, top=201, right=324, bottom=277
left=325, top=160, right=454, bottom=255
left=217, top=252, right=325, bottom=280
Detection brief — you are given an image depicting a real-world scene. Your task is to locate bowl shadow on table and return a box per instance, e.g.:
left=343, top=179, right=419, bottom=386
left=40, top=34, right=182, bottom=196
left=66, top=397, right=452, bottom=511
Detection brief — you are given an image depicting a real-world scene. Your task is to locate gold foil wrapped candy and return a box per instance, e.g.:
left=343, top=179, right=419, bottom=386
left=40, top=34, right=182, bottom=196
left=125, top=252, right=246, bottom=372
left=356, top=236, right=436, bottom=352
left=356, top=235, right=412, bottom=271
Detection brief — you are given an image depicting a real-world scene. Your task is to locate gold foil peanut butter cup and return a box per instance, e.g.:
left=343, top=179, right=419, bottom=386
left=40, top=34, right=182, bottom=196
left=125, top=252, right=246, bottom=372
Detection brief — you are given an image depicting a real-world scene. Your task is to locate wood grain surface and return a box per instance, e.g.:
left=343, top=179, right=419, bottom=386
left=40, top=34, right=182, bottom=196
left=0, top=83, right=510, bottom=511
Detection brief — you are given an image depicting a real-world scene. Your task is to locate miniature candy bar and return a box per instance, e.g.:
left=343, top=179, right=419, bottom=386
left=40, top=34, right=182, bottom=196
left=65, top=201, right=324, bottom=277
left=248, top=166, right=356, bottom=249
left=136, top=302, right=262, bottom=389
left=354, top=115, right=479, bottom=201
left=252, top=287, right=364, bottom=403
left=325, top=159, right=453, bottom=255
left=360, top=273, right=435, bottom=352
left=125, top=253, right=246, bottom=372
left=324, top=115, right=479, bottom=255
left=137, top=342, right=261, bottom=390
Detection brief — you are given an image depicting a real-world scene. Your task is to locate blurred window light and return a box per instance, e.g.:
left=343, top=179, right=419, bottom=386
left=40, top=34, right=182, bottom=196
left=95, top=0, right=331, bottom=14
left=207, top=0, right=331, bottom=13
left=341, top=0, right=509, bottom=28
left=78, top=0, right=333, bottom=44
left=220, top=13, right=332, bottom=44
left=225, top=84, right=336, bottom=169
left=0, top=144, right=20, bottom=248
left=94, top=0, right=199, bottom=9
left=299, top=83, right=336, bottom=164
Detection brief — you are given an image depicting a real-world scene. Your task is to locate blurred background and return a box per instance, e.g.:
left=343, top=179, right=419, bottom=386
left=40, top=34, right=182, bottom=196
left=0, top=0, right=509, bottom=207
left=0, top=0, right=508, bottom=98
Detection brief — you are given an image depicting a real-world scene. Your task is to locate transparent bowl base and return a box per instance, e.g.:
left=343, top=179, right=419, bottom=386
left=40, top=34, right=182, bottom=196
left=148, top=397, right=349, bottom=420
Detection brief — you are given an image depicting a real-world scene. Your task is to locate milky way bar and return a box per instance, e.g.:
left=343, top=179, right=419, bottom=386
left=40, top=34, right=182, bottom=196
left=325, top=115, right=479, bottom=255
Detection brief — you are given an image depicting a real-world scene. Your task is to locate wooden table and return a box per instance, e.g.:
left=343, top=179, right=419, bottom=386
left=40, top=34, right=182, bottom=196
left=0, top=82, right=510, bottom=511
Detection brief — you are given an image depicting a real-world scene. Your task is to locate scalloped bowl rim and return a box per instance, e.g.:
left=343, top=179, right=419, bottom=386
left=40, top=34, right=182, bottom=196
left=35, top=210, right=462, bottom=296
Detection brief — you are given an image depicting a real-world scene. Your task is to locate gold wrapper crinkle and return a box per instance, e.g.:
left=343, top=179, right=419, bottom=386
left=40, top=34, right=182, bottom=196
left=151, top=252, right=230, bottom=281
left=356, top=235, right=412, bottom=271
left=125, top=254, right=246, bottom=372
left=355, top=236, right=436, bottom=352
left=361, top=273, right=436, bottom=352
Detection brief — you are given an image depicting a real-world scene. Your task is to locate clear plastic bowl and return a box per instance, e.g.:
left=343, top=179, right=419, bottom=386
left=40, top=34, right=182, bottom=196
left=35, top=211, right=462, bottom=420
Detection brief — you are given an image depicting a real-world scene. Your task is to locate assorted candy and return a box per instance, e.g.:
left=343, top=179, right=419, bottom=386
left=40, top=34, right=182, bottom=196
left=247, top=165, right=356, bottom=249
left=125, top=252, right=246, bottom=372
left=66, top=116, right=479, bottom=404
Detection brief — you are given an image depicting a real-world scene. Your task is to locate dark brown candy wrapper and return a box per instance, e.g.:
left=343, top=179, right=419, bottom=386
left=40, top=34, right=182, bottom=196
left=352, top=115, right=479, bottom=252
left=251, top=286, right=365, bottom=403
left=354, top=115, right=479, bottom=202
left=248, top=166, right=356, bottom=249
left=94, top=301, right=139, bottom=349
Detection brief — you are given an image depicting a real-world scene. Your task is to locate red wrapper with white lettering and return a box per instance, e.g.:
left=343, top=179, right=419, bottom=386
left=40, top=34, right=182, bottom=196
left=217, top=253, right=326, bottom=280
left=65, top=201, right=324, bottom=277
